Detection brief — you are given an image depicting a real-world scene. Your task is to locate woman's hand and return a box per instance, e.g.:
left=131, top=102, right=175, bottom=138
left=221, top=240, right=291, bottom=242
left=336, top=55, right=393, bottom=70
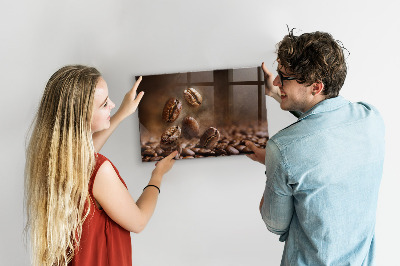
left=152, top=151, right=178, bottom=177
left=92, top=77, right=145, bottom=152
left=115, top=76, right=144, bottom=120
left=262, top=62, right=281, bottom=103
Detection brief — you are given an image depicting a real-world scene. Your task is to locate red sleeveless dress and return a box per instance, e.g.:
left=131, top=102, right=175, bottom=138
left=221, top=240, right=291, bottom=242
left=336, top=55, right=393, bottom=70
left=69, top=153, right=132, bottom=266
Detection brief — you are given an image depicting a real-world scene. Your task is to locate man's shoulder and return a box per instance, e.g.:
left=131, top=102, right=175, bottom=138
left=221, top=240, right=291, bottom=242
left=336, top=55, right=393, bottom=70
left=269, top=121, right=304, bottom=150
left=270, top=99, right=384, bottom=149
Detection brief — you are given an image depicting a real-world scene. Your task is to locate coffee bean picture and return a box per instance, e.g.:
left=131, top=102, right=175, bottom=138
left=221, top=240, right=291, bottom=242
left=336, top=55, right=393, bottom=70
left=136, top=66, right=269, bottom=162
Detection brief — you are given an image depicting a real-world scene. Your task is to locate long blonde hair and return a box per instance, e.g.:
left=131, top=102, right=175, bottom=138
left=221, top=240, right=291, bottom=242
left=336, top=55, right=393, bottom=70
left=25, top=65, right=101, bottom=265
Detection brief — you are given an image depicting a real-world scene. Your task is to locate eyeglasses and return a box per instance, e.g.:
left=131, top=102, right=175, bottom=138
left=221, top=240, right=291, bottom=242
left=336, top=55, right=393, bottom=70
left=277, top=70, right=297, bottom=87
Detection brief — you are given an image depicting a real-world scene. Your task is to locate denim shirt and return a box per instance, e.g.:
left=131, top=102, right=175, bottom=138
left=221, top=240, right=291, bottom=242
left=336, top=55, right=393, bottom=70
left=261, top=96, right=385, bottom=266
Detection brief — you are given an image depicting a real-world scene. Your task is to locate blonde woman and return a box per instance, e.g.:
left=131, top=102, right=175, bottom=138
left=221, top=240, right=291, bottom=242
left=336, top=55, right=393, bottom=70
left=25, top=65, right=177, bottom=266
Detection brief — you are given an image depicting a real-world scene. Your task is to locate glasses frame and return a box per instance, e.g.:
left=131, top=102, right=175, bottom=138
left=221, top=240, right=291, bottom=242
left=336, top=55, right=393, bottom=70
left=277, top=70, right=297, bottom=87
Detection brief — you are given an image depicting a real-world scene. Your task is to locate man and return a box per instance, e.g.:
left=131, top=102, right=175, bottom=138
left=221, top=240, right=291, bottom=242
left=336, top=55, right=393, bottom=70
left=246, top=31, right=385, bottom=265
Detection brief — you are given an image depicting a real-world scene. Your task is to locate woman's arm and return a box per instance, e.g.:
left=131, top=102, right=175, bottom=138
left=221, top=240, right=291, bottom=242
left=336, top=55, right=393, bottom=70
left=93, top=151, right=177, bottom=233
left=92, top=77, right=144, bottom=152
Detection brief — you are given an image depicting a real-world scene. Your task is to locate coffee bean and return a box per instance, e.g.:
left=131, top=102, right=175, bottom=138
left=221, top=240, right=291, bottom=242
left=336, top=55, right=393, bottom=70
left=235, top=145, right=246, bottom=152
left=162, top=98, right=182, bottom=123
left=161, top=125, right=181, bottom=145
left=249, top=137, right=258, bottom=143
left=229, top=139, right=240, bottom=146
left=226, top=145, right=239, bottom=155
left=149, top=156, right=163, bottom=161
left=181, top=148, right=195, bottom=156
left=185, top=143, right=197, bottom=149
left=143, top=149, right=157, bottom=157
left=199, top=127, right=220, bottom=149
left=182, top=116, right=200, bottom=139
left=215, top=149, right=227, bottom=156
left=183, top=88, right=202, bottom=106
left=241, top=146, right=254, bottom=154
left=197, top=148, right=215, bottom=156
left=141, top=145, right=151, bottom=151
left=216, top=142, right=228, bottom=150
left=191, top=147, right=201, bottom=153
left=155, top=147, right=164, bottom=155
left=255, top=131, right=268, bottom=138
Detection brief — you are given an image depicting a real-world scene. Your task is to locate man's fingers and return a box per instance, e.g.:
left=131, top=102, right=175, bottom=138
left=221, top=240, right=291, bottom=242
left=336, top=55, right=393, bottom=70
left=246, top=154, right=256, bottom=161
left=245, top=141, right=258, bottom=152
left=261, top=62, right=271, bottom=77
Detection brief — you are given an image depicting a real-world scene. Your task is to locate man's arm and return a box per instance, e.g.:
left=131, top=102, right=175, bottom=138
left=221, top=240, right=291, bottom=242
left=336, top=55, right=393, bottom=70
left=259, top=140, right=294, bottom=240
left=93, top=77, right=144, bottom=152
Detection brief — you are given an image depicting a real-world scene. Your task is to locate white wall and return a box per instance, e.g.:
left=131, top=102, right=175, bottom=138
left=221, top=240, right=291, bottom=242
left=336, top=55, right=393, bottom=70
left=1, top=0, right=399, bottom=265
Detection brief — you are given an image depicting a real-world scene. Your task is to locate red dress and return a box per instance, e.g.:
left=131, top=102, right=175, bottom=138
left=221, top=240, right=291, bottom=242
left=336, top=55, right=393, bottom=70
left=69, top=153, right=132, bottom=266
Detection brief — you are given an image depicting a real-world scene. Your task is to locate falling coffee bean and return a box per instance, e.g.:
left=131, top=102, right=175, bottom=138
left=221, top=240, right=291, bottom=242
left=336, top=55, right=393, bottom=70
left=182, top=116, right=200, bottom=139
left=199, top=127, right=220, bottom=149
left=161, top=125, right=181, bottom=145
left=183, top=88, right=202, bottom=107
left=162, top=98, right=182, bottom=123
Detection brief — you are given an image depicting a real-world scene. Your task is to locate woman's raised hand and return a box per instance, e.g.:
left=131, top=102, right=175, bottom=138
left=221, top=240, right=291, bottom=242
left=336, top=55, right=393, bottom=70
left=116, top=76, right=145, bottom=119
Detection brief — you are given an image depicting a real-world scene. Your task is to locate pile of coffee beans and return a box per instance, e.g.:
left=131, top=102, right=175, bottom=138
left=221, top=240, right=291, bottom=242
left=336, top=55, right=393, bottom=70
left=141, top=125, right=268, bottom=162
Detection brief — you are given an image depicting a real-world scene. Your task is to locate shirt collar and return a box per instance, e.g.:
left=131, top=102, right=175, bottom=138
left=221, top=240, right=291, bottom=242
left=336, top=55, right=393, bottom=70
left=298, top=95, right=350, bottom=121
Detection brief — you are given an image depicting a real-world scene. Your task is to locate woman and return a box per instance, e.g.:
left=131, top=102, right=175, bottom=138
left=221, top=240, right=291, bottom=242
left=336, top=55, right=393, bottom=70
left=25, top=65, right=177, bottom=265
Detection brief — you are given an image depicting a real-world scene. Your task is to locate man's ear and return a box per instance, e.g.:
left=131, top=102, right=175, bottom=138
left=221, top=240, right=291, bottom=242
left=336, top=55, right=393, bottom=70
left=312, top=82, right=324, bottom=96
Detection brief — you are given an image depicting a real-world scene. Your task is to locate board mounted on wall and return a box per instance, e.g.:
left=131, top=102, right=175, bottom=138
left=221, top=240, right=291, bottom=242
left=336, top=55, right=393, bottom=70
left=136, top=66, right=269, bottom=162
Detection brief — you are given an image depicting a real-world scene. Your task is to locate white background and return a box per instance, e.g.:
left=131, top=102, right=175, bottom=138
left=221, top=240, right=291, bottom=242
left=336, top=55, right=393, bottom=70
left=1, top=0, right=399, bottom=265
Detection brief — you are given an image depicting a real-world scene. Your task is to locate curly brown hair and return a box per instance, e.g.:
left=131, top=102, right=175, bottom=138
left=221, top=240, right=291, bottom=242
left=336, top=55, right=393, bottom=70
left=277, top=30, right=348, bottom=98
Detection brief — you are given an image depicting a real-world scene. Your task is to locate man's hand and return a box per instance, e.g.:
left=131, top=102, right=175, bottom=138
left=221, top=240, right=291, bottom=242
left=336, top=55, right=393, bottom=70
left=245, top=141, right=266, bottom=165
left=262, top=62, right=281, bottom=103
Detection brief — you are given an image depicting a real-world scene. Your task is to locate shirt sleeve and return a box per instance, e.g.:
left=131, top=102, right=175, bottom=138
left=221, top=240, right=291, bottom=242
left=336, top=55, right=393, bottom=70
left=260, top=139, right=294, bottom=241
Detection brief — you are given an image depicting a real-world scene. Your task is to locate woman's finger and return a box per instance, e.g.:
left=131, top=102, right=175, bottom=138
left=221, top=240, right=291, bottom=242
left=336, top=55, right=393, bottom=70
left=129, top=76, right=143, bottom=98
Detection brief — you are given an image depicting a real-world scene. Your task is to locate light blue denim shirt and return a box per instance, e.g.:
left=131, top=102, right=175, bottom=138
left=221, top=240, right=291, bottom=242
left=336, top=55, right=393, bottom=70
left=261, top=96, right=385, bottom=266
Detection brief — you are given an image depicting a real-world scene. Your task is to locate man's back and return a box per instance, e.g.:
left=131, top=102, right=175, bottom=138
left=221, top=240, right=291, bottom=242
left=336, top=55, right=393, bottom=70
left=262, top=96, right=385, bottom=265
